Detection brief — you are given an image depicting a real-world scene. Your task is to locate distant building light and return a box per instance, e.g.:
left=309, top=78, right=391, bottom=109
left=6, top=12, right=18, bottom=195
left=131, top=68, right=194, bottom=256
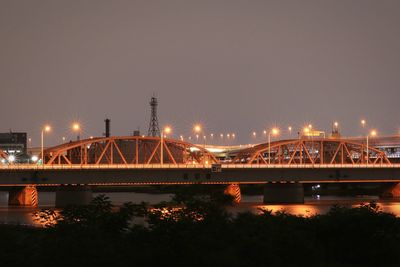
left=8, top=155, right=16, bottom=163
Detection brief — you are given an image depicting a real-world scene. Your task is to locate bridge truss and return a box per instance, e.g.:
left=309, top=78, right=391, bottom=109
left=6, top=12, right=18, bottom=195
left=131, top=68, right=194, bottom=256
left=43, top=136, right=218, bottom=165
left=232, top=139, right=391, bottom=165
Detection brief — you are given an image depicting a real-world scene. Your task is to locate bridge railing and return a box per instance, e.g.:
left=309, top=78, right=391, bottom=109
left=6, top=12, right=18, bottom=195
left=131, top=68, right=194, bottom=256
left=0, top=163, right=399, bottom=170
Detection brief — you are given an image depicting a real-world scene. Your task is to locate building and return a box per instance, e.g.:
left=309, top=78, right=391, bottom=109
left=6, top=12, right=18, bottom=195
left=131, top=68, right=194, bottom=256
left=0, top=132, right=27, bottom=154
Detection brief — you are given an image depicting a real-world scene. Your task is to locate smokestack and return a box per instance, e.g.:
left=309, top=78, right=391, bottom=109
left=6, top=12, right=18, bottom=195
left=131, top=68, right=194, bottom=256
left=105, top=118, right=110, bottom=137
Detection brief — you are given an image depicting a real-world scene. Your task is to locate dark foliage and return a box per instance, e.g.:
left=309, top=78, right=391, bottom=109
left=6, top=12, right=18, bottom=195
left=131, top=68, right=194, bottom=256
left=1, top=196, right=400, bottom=267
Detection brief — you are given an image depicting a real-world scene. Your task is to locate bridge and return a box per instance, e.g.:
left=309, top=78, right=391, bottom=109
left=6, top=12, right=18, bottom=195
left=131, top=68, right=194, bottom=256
left=1, top=136, right=400, bottom=207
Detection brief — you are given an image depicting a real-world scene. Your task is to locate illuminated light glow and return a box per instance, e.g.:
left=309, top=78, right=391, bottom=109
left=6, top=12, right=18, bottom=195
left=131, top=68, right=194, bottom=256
left=206, top=148, right=224, bottom=153
left=303, top=127, right=310, bottom=133
left=220, top=134, right=223, bottom=138
left=72, top=123, right=80, bottom=131
left=31, top=155, right=39, bottom=162
left=263, top=130, right=267, bottom=134
left=252, top=131, right=256, bottom=136
left=210, top=133, right=214, bottom=138
left=370, top=130, right=377, bottom=137
left=334, top=122, right=339, bottom=127
left=271, top=128, right=279, bottom=136
left=194, top=124, right=202, bottom=133
left=44, top=125, right=51, bottom=132
left=288, top=126, right=292, bottom=131
left=308, top=124, right=313, bottom=129
left=205, top=161, right=209, bottom=164
left=361, top=119, right=366, bottom=126
left=62, top=137, right=66, bottom=142
left=232, top=133, right=236, bottom=138
left=163, top=126, right=172, bottom=134
left=8, top=155, right=16, bottom=163
left=227, top=134, right=230, bottom=138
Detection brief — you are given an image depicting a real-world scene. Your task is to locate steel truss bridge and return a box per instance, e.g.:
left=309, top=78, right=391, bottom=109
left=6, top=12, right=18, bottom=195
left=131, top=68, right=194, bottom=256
left=0, top=137, right=398, bottom=186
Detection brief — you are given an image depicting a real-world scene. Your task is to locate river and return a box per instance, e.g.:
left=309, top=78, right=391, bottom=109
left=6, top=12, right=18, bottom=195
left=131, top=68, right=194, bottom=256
left=0, top=191, right=399, bottom=226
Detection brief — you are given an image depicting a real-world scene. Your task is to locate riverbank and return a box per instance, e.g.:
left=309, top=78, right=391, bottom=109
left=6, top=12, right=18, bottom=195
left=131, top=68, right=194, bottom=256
left=1, top=195, right=400, bottom=267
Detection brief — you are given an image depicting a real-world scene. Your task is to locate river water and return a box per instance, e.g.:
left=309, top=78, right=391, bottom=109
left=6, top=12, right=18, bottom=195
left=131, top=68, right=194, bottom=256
left=1, top=191, right=399, bottom=226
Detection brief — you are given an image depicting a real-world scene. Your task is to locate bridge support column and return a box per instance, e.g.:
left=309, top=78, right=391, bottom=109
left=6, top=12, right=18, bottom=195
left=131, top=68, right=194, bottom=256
left=263, top=183, right=304, bottom=204
left=224, top=184, right=241, bottom=203
left=8, top=186, right=38, bottom=207
left=380, top=183, right=400, bottom=200
left=55, top=185, right=93, bottom=208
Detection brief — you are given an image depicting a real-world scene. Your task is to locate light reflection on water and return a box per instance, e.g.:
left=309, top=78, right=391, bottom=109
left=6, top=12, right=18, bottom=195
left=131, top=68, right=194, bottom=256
left=0, top=191, right=399, bottom=226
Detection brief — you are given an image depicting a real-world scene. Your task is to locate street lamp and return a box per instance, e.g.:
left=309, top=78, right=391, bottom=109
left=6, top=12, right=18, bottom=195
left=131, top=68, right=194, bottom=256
left=288, top=126, right=292, bottom=137
left=194, top=124, right=207, bottom=165
left=361, top=119, right=366, bottom=128
left=160, top=126, right=172, bottom=165
left=41, top=125, right=51, bottom=164
left=268, top=128, right=279, bottom=164
left=366, top=130, right=377, bottom=165
left=72, top=123, right=81, bottom=140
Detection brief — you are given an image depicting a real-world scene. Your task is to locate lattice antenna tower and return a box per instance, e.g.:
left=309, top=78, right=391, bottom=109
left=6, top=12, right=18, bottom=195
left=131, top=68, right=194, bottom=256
left=147, top=95, right=160, bottom=137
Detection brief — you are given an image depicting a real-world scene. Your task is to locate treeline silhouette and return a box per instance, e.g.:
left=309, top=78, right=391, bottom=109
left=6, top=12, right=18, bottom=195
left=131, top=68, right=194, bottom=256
left=1, top=192, right=400, bottom=267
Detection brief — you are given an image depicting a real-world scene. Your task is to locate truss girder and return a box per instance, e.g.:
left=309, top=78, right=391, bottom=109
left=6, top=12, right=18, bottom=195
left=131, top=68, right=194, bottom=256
left=43, top=136, right=218, bottom=166
left=234, top=139, right=391, bottom=166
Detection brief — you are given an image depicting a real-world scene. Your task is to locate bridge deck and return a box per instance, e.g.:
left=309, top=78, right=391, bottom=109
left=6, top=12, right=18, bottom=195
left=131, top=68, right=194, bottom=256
left=0, top=163, right=399, bottom=186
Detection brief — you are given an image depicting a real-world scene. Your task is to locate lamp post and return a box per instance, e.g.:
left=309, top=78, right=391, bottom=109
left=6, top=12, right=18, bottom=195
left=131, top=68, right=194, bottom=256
left=367, top=130, right=377, bottom=165
left=268, top=128, right=279, bottom=164
left=160, top=126, right=171, bottom=165
left=194, top=124, right=207, bottom=166
left=72, top=123, right=81, bottom=140
left=41, top=125, right=51, bottom=165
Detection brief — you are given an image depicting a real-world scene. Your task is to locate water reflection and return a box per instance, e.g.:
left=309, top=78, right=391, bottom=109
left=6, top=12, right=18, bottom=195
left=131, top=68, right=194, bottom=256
left=0, top=191, right=399, bottom=226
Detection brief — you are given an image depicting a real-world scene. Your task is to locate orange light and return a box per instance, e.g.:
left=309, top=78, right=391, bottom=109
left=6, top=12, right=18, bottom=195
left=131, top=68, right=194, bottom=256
left=271, top=128, right=279, bottom=136
left=72, top=123, right=80, bottom=131
left=163, top=126, right=172, bottom=134
left=194, top=124, right=202, bottom=133
left=44, top=125, right=51, bottom=132
left=370, top=130, right=377, bottom=137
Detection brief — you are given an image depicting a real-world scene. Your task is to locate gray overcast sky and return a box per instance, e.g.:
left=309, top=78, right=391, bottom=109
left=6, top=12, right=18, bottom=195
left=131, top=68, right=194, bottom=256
left=1, top=0, right=400, bottom=146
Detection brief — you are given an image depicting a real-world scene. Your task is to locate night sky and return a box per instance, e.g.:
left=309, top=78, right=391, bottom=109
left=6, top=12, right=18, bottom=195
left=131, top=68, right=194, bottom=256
left=1, top=0, right=399, bottom=146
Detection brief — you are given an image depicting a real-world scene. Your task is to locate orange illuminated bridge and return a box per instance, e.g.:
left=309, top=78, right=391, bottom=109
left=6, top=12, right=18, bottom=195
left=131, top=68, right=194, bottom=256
left=1, top=136, right=400, bottom=207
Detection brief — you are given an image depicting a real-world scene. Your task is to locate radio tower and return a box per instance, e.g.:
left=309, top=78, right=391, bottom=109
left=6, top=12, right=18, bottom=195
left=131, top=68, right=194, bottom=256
left=147, top=96, right=160, bottom=137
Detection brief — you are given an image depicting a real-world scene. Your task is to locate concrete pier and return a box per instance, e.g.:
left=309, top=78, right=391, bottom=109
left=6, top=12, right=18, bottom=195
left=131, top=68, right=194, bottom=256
left=8, top=186, right=38, bottom=206
left=55, top=185, right=93, bottom=208
left=224, top=184, right=241, bottom=203
left=263, top=183, right=304, bottom=204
